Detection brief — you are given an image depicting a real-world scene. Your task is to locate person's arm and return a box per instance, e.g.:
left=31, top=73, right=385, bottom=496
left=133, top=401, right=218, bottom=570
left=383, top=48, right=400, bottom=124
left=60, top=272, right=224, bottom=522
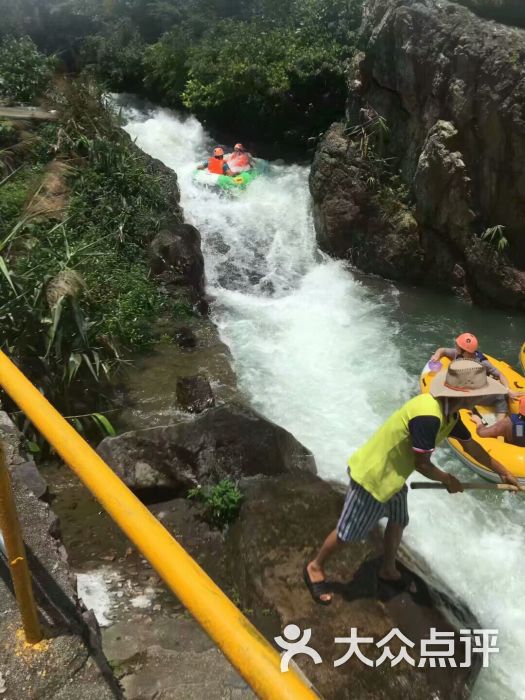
left=450, top=417, right=517, bottom=485
left=480, top=358, right=525, bottom=400
left=470, top=414, right=508, bottom=439
left=414, top=452, right=464, bottom=492
left=459, top=437, right=519, bottom=487
left=431, top=347, right=455, bottom=362
left=481, top=358, right=505, bottom=383
left=197, top=161, right=207, bottom=170
left=409, top=415, right=463, bottom=492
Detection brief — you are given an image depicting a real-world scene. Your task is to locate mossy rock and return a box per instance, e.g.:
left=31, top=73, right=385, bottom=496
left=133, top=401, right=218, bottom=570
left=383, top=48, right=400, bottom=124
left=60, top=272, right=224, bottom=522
left=0, top=119, right=16, bottom=146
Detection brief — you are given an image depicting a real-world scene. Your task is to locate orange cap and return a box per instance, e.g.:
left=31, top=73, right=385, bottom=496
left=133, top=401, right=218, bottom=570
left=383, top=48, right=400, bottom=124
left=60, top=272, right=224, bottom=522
left=213, top=147, right=224, bottom=157
left=456, top=332, right=478, bottom=353
left=519, top=396, right=525, bottom=415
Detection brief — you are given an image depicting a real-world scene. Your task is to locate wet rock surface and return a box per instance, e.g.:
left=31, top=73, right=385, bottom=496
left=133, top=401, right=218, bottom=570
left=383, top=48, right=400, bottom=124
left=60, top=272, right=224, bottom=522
left=46, top=460, right=479, bottom=700
left=98, top=403, right=316, bottom=491
left=176, top=374, right=215, bottom=413
left=46, top=466, right=261, bottom=700
left=310, top=123, right=429, bottom=290
left=115, top=316, right=238, bottom=432
left=150, top=224, right=205, bottom=298
left=228, top=473, right=479, bottom=699
left=311, top=0, right=525, bottom=308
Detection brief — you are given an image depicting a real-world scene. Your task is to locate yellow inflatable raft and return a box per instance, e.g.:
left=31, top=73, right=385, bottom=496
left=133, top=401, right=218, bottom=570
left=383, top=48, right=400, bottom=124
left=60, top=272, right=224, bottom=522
left=420, top=355, right=525, bottom=484
left=520, top=342, right=525, bottom=374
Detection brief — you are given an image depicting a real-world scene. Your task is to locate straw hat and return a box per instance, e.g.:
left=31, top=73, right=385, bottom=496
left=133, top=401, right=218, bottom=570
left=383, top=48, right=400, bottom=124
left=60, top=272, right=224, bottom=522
left=430, top=359, right=507, bottom=398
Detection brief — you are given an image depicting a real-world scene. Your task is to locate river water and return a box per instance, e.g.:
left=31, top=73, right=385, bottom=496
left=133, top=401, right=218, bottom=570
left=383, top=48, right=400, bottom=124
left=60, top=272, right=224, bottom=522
left=121, top=104, right=525, bottom=700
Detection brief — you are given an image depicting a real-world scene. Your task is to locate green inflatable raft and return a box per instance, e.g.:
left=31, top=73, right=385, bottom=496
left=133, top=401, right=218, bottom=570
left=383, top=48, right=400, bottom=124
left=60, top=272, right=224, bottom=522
left=192, top=162, right=265, bottom=192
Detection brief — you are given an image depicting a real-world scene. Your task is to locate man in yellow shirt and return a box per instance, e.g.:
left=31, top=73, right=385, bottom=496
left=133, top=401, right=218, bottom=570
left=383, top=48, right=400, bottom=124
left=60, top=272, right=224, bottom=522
left=304, top=360, right=519, bottom=605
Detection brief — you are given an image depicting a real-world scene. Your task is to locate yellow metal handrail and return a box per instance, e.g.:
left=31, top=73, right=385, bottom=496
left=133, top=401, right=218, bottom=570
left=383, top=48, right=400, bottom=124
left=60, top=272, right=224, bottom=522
left=0, top=350, right=318, bottom=699
left=0, top=442, right=42, bottom=643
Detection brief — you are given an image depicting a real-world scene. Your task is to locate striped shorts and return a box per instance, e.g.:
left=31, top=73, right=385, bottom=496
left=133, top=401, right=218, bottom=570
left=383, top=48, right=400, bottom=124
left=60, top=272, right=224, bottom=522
left=336, top=479, right=409, bottom=543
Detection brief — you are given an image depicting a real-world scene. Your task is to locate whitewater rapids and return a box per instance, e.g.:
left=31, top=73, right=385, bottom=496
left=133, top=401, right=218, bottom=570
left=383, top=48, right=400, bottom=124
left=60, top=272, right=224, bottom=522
left=123, top=105, right=525, bottom=700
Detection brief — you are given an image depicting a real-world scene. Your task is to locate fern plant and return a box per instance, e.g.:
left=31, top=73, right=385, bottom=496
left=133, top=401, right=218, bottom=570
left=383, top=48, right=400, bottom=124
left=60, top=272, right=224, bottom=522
left=481, top=224, right=508, bottom=254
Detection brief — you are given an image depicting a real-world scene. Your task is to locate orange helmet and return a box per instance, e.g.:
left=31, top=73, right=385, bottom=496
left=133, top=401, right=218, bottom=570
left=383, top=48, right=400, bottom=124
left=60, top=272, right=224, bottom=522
left=519, top=396, right=525, bottom=415
left=213, top=147, right=224, bottom=157
left=234, top=143, right=245, bottom=150
left=456, top=332, right=478, bottom=353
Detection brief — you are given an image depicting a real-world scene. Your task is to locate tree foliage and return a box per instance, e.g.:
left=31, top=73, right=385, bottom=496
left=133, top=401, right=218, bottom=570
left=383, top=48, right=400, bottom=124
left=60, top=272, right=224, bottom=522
left=145, top=0, right=363, bottom=142
left=0, top=0, right=364, bottom=143
left=143, top=26, right=190, bottom=103
left=0, top=36, right=54, bottom=102
left=183, top=19, right=346, bottom=110
left=81, top=18, right=146, bottom=90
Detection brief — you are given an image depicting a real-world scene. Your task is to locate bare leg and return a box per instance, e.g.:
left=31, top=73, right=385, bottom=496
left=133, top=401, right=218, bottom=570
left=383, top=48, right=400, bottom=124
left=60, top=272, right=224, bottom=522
left=307, top=529, right=341, bottom=603
left=379, top=520, right=404, bottom=581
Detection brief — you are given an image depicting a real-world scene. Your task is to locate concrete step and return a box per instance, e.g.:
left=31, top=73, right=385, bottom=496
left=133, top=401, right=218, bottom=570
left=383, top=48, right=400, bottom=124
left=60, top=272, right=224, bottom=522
left=103, top=614, right=255, bottom=700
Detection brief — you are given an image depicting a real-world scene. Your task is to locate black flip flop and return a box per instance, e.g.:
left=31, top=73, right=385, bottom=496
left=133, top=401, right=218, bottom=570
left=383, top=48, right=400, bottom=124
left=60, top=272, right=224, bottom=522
left=303, top=564, right=332, bottom=606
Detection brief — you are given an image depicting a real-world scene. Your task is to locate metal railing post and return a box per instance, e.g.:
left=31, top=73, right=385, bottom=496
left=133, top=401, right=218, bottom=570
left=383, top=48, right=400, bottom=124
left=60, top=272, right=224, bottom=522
left=0, top=441, right=42, bottom=644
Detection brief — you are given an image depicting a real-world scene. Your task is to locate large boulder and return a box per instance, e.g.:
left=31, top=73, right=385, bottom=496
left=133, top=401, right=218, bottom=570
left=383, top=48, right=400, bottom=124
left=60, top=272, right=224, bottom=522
left=311, top=0, right=525, bottom=308
left=150, top=223, right=205, bottom=297
left=176, top=374, right=215, bottom=413
left=226, top=473, right=478, bottom=699
left=97, top=404, right=316, bottom=491
left=310, top=122, right=428, bottom=286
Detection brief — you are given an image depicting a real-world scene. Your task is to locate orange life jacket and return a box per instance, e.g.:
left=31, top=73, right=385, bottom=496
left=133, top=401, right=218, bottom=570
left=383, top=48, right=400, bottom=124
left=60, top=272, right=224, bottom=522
left=208, top=157, right=224, bottom=175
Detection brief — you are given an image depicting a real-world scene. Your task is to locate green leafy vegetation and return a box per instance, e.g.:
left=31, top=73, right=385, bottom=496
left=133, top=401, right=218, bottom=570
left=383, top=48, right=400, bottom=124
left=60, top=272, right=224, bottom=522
left=188, top=479, right=243, bottom=528
left=145, top=0, right=363, bottom=142
left=0, top=36, right=54, bottom=102
left=0, top=77, right=182, bottom=450
left=345, top=112, right=417, bottom=233
left=81, top=18, right=147, bottom=91
left=1, top=0, right=364, bottom=144
left=481, top=224, right=509, bottom=254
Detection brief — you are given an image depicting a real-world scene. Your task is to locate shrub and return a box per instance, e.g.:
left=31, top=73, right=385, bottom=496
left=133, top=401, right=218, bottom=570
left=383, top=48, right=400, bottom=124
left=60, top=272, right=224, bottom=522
left=144, top=26, right=190, bottom=105
left=0, top=119, right=16, bottom=146
left=0, top=80, right=180, bottom=450
left=481, top=224, right=508, bottom=254
left=81, top=19, right=146, bottom=91
left=141, top=0, right=363, bottom=141
left=0, top=36, right=54, bottom=103
left=188, top=479, right=243, bottom=528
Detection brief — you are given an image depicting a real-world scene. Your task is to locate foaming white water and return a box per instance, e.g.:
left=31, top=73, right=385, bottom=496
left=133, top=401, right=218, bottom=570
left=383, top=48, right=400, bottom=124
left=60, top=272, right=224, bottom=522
left=124, top=106, right=525, bottom=699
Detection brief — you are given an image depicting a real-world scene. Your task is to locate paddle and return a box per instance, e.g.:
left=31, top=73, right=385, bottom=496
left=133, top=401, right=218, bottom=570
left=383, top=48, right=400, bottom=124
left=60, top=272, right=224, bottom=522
left=411, top=482, right=523, bottom=491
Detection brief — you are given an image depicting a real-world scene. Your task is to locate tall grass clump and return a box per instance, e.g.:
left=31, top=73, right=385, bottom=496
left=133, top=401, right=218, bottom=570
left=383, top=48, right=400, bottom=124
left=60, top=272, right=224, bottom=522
left=0, top=79, right=176, bottom=450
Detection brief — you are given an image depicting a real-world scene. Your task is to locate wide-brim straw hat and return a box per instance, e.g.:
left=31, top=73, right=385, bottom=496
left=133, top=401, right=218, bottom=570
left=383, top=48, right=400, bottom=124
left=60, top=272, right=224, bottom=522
left=430, top=359, right=508, bottom=399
